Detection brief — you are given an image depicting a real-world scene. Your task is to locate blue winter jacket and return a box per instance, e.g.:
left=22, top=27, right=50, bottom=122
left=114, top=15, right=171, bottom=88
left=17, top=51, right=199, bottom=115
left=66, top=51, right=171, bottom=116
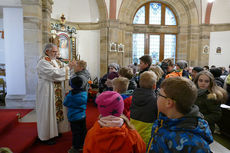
left=147, top=105, right=213, bottom=153
left=63, top=91, right=87, bottom=122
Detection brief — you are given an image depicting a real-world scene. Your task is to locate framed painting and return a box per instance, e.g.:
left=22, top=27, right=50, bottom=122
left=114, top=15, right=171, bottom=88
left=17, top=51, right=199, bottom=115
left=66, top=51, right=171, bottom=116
left=110, top=42, right=117, bottom=52
left=58, top=33, right=71, bottom=61
left=118, top=44, right=124, bottom=52
left=50, top=14, right=78, bottom=62
left=216, top=47, right=222, bottom=55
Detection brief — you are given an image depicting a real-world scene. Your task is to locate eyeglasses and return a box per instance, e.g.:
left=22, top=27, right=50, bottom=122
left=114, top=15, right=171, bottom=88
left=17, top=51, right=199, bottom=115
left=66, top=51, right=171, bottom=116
left=157, top=92, right=168, bottom=99
left=157, top=92, right=176, bottom=103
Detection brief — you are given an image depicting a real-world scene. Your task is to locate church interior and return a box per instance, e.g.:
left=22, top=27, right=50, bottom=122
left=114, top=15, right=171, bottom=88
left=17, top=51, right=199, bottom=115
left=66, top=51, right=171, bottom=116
left=0, top=0, right=230, bottom=152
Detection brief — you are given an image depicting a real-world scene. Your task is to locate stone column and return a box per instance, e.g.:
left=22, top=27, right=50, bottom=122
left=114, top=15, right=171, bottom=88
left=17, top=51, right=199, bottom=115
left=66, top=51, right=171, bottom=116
left=42, top=0, right=53, bottom=44
left=187, top=25, right=201, bottom=66
left=5, top=0, right=43, bottom=108
left=99, top=24, right=108, bottom=77
left=99, top=20, right=129, bottom=76
left=177, top=25, right=189, bottom=61
left=199, top=25, right=211, bottom=66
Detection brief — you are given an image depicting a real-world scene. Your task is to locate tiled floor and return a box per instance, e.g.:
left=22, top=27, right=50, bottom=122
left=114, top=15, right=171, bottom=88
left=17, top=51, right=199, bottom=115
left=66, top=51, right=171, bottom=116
left=210, top=141, right=230, bottom=153
left=19, top=110, right=230, bottom=153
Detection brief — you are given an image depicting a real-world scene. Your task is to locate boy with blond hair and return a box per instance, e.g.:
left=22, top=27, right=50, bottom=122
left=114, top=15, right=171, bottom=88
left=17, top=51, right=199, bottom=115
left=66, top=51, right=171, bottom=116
left=112, top=77, right=133, bottom=119
left=147, top=77, right=213, bottom=153
left=130, top=71, right=158, bottom=146
left=72, top=60, right=91, bottom=91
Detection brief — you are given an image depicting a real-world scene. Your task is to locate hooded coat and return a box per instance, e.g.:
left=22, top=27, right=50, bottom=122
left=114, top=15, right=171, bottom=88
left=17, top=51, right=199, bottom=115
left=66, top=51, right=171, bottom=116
left=121, top=90, right=133, bottom=119
left=195, top=89, right=222, bottom=133
left=83, top=121, right=146, bottom=153
left=72, top=69, right=91, bottom=91
left=147, top=105, right=213, bottom=153
left=63, top=90, right=87, bottom=122
left=130, top=88, right=158, bottom=145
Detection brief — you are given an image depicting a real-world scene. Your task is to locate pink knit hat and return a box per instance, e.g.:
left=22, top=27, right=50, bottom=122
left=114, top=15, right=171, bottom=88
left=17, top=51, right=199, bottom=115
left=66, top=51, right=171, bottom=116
left=96, top=91, right=124, bottom=117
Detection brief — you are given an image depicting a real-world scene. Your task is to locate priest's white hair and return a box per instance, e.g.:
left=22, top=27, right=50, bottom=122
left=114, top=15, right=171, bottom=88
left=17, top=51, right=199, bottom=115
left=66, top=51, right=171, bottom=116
left=43, top=43, right=57, bottom=55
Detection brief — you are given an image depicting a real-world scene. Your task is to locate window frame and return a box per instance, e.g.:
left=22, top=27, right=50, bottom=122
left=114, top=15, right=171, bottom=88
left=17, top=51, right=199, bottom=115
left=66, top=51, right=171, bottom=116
left=132, top=2, right=178, bottom=62
left=133, top=1, right=178, bottom=26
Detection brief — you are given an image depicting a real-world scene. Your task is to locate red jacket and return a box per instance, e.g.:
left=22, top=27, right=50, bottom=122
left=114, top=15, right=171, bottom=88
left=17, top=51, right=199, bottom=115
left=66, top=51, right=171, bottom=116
left=83, top=121, right=146, bottom=153
left=122, top=95, right=132, bottom=119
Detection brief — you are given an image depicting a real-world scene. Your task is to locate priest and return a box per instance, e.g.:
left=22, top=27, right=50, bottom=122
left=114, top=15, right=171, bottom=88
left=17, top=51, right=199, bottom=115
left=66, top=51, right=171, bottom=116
left=36, top=43, right=74, bottom=145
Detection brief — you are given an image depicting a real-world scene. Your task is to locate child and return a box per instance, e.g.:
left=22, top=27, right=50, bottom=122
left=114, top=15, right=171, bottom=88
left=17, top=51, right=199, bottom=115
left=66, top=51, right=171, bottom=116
left=105, top=71, right=119, bottom=91
left=147, top=77, right=213, bottom=153
left=130, top=71, right=158, bottom=146
left=73, top=60, right=91, bottom=91
left=149, top=65, right=164, bottom=91
left=135, top=55, right=152, bottom=87
left=118, top=67, right=137, bottom=90
left=83, top=91, right=146, bottom=153
left=194, top=70, right=227, bottom=133
left=63, top=75, right=88, bottom=153
left=191, top=66, right=203, bottom=80
left=99, top=63, right=119, bottom=93
left=112, top=77, right=133, bottom=119
left=160, top=58, right=175, bottom=78
left=165, top=60, right=191, bottom=79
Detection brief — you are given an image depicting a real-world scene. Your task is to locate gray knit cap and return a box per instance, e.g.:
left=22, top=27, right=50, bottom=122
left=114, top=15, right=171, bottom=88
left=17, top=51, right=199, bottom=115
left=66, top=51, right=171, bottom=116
left=108, top=63, right=120, bottom=71
left=176, top=60, right=188, bottom=69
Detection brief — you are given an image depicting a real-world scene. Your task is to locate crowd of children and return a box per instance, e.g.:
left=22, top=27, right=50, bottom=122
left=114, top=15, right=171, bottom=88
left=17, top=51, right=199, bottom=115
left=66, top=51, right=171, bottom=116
left=57, top=55, right=230, bottom=153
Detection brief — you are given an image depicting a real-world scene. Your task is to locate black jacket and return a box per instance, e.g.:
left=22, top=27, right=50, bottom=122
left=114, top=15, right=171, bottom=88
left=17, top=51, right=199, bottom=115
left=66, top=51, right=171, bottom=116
left=130, top=88, right=157, bottom=123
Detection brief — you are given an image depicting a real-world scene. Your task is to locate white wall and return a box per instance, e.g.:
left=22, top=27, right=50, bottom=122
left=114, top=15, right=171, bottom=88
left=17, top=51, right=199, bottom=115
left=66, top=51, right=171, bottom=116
left=51, top=0, right=99, bottom=22
left=0, top=0, right=21, bottom=7
left=77, top=30, right=100, bottom=79
left=209, top=31, right=230, bottom=69
left=210, top=0, right=230, bottom=24
left=3, top=8, right=26, bottom=95
left=0, top=19, right=4, bottom=64
left=51, top=0, right=101, bottom=79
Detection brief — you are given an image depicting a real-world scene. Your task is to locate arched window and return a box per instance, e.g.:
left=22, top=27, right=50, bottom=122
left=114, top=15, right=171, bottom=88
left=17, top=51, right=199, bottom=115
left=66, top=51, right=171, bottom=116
left=132, top=2, right=177, bottom=64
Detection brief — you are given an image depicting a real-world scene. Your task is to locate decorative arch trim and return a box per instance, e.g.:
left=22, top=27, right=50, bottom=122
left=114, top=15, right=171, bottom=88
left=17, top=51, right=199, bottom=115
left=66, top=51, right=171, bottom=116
left=205, top=2, right=213, bottom=24
left=110, top=0, right=116, bottom=19
left=96, top=0, right=108, bottom=21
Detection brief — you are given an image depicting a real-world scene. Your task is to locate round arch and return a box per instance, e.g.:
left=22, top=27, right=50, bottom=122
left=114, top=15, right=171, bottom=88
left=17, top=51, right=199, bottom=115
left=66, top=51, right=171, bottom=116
left=118, top=0, right=199, bottom=25
left=96, top=0, right=108, bottom=21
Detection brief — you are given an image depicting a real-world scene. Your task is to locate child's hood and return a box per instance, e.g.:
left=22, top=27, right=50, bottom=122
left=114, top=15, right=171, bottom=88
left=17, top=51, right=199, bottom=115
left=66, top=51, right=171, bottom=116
left=132, top=88, right=156, bottom=106
left=75, top=69, right=91, bottom=79
left=159, top=105, right=213, bottom=144
left=91, top=122, right=133, bottom=151
left=198, top=89, right=217, bottom=100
